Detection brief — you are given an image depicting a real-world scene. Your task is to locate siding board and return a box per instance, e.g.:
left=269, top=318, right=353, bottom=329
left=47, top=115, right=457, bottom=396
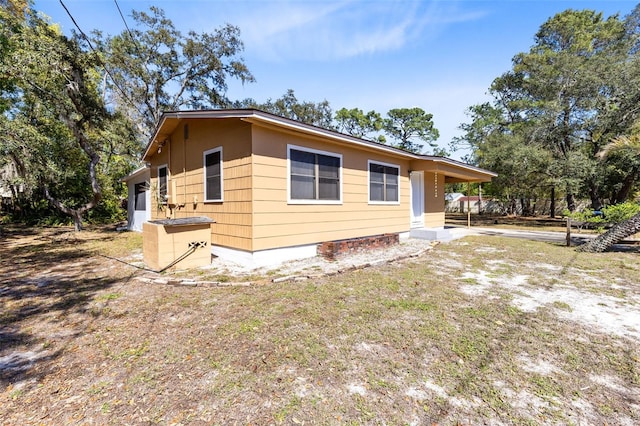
left=146, top=115, right=455, bottom=255
left=147, top=118, right=255, bottom=251
left=250, top=125, right=412, bottom=249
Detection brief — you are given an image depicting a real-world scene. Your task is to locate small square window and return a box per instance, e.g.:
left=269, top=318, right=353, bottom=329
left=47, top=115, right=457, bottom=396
left=369, top=161, right=399, bottom=203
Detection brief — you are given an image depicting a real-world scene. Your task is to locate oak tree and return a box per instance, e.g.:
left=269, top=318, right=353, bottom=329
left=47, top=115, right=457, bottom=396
left=382, top=107, right=439, bottom=153
left=97, top=6, right=254, bottom=140
left=0, top=5, right=135, bottom=230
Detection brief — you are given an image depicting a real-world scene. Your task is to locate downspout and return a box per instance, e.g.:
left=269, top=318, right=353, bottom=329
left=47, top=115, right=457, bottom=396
left=168, top=137, right=174, bottom=219
left=183, top=124, right=188, bottom=209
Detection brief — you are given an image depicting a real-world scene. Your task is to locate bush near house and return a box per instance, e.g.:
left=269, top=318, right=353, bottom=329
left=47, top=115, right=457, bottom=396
left=565, top=201, right=640, bottom=230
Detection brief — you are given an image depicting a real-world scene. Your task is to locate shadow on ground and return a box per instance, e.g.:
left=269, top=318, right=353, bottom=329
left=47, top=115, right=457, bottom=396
left=0, top=226, right=122, bottom=388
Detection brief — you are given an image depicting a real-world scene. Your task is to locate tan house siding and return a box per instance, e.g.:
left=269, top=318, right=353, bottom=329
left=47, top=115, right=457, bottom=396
left=423, top=171, right=446, bottom=228
left=142, top=110, right=496, bottom=261
left=148, top=119, right=254, bottom=251
left=250, top=125, right=410, bottom=251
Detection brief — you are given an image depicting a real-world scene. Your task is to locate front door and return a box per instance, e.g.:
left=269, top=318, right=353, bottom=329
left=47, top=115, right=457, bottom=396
left=410, top=172, right=424, bottom=228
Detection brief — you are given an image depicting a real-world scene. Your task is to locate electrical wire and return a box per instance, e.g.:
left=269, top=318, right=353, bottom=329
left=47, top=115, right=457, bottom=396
left=157, top=246, right=198, bottom=273
left=100, top=244, right=200, bottom=274
left=113, top=0, right=136, bottom=42
left=58, top=0, right=148, bottom=123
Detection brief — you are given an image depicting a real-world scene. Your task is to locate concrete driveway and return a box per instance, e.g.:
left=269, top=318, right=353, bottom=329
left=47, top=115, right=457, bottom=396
left=464, top=226, right=591, bottom=245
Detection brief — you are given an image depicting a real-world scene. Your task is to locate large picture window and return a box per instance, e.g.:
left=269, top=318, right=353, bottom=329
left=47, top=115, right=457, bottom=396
left=157, top=165, right=168, bottom=204
left=289, top=145, right=341, bottom=203
left=203, top=147, right=223, bottom=202
left=369, top=161, right=399, bottom=203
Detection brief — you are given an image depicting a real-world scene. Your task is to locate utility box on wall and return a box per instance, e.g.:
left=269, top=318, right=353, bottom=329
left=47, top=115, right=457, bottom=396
left=143, top=217, right=215, bottom=271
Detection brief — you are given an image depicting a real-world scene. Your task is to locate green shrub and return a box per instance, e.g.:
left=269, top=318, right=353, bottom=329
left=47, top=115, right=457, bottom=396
left=564, top=202, right=639, bottom=230
left=601, top=201, right=640, bottom=224
left=86, top=195, right=126, bottom=224
left=564, top=209, right=605, bottom=227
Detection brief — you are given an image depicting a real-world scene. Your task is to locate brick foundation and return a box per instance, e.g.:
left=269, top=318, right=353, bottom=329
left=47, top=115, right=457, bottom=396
left=317, top=233, right=400, bottom=261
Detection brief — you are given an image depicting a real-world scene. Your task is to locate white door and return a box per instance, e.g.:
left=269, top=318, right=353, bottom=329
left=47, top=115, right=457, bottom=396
left=410, top=172, right=424, bottom=228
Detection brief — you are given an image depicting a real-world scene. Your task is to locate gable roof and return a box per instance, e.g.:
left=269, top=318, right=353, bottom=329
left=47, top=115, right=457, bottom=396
left=143, top=109, right=497, bottom=182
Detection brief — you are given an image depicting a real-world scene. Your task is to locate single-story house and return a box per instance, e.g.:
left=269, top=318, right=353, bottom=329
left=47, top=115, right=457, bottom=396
left=141, top=109, right=496, bottom=268
left=446, top=194, right=496, bottom=214
left=122, top=165, right=151, bottom=231
left=445, top=192, right=465, bottom=212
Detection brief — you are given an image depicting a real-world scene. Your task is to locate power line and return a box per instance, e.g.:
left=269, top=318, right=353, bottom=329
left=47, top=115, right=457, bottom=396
left=58, top=0, right=148, bottom=125
left=58, top=0, right=97, bottom=52
left=113, top=0, right=137, bottom=44
left=113, top=0, right=149, bottom=80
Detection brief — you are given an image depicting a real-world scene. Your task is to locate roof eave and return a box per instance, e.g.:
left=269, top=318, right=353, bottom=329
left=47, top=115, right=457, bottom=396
left=121, top=165, right=150, bottom=182
left=141, top=109, right=497, bottom=182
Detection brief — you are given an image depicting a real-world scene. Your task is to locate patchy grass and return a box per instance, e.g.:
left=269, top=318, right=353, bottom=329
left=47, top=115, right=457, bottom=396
left=446, top=214, right=592, bottom=234
left=1, top=225, right=639, bottom=425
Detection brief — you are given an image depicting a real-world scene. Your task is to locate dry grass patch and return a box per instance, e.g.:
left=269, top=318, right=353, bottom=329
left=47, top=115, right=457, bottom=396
left=1, top=226, right=639, bottom=425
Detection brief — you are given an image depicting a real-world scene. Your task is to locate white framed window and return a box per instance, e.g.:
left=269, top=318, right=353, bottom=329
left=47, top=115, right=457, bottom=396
left=157, top=164, right=168, bottom=204
left=203, top=147, right=223, bottom=202
left=287, top=144, right=342, bottom=204
left=368, top=160, right=400, bottom=204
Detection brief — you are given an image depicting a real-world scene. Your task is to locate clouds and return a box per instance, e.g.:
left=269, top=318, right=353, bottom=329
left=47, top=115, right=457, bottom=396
left=34, top=0, right=634, bottom=161
left=217, top=0, right=487, bottom=61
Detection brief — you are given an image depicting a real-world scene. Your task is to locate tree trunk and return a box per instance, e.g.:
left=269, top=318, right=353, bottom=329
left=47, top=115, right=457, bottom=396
left=566, top=192, right=576, bottom=212
left=72, top=211, right=83, bottom=232
left=520, top=198, right=531, bottom=216
left=42, top=48, right=102, bottom=231
left=510, top=198, right=517, bottom=215
left=550, top=186, right=556, bottom=218
left=611, top=167, right=638, bottom=204
left=44, top=187, right=99, bottom=232
left=589, top=184, right=602, bottom=211
left=577, top=211, right=640, bottom=252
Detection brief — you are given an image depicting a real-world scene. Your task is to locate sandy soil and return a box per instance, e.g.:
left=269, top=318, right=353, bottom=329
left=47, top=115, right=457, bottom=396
left=1, top=226, right=639, bottom=425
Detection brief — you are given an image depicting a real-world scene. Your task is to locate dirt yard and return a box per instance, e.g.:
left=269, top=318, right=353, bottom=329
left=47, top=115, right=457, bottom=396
left=1, top=225, right=638, bottom=425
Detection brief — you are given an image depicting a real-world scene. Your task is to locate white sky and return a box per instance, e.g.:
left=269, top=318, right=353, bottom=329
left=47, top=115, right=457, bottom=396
left=35, top=0, right=636, bottom=159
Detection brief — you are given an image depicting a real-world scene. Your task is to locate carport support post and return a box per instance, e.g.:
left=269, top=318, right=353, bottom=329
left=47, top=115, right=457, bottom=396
left=467, top=181, right=471, bottom=229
